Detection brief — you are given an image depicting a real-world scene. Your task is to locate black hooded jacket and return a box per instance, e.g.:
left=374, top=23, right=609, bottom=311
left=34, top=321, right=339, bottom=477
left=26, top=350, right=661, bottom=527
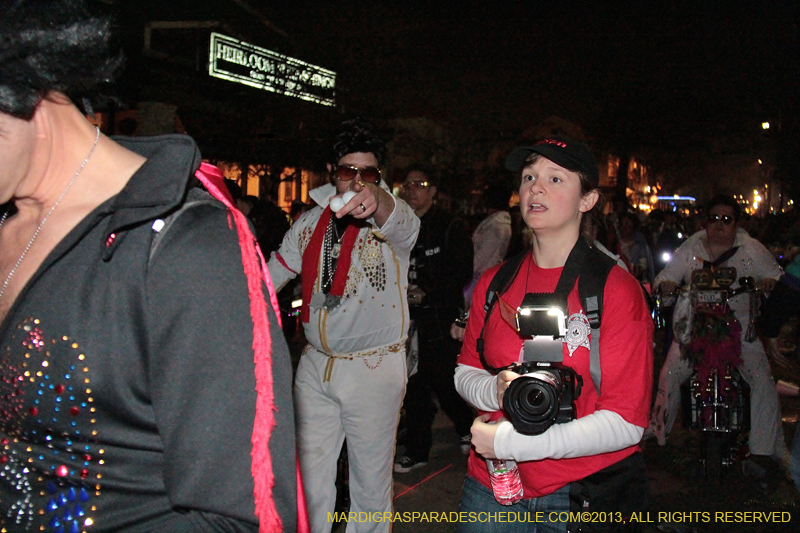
left=0, top=135, right=297, bottom=532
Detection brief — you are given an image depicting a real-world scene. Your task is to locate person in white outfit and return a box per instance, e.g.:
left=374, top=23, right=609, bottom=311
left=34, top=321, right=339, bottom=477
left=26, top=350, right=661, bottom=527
left=649, top=194, right=789, bottom=474
left=268, top=117, right=420, bottom=533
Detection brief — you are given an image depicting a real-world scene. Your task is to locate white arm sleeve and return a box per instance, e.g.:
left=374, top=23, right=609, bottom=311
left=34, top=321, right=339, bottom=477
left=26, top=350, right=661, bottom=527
left=493, top=410, right=643, bottom=462
left=454, top=363, right=500, bottom=412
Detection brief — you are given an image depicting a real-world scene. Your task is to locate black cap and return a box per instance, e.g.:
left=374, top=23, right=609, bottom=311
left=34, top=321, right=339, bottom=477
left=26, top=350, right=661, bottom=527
left=505, top=135, right=599, bottom=188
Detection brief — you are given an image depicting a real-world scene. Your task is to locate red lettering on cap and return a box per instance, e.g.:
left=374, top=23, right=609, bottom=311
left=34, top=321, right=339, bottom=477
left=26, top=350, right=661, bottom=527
left=535, top=139, right=567, bottom=148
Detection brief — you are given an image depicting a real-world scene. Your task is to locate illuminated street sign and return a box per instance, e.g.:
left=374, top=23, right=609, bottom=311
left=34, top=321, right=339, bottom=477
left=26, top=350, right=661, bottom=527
left=209, top=32, right=336, bottom=107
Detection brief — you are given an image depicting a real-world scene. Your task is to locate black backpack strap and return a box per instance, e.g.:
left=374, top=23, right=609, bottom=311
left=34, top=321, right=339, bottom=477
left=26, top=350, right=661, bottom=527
left=578, top=246, right=616, bottom=396
left=553, top=237, right=590, bottom=298
left=149, top=189, right=219, bottom=266
left=478, top=251, right=529, bottom=374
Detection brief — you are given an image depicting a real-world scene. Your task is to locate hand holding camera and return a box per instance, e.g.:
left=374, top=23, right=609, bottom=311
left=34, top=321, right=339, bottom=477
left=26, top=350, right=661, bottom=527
left=450, top=322, right=466, bottom=341
left=496, top=369, right=521, bottom=410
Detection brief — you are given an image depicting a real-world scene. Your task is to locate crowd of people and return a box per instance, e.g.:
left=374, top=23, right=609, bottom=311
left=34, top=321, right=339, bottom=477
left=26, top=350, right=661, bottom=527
left=2, top=2, right=799, bottom=533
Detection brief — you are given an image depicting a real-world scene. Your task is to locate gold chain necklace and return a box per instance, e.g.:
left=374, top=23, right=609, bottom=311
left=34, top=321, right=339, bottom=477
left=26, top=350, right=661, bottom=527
left=0, top=126, right=100, bottom=303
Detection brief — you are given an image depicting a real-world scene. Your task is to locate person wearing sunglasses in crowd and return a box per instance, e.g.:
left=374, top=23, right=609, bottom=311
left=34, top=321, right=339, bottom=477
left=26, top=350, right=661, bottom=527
left=455, top=137, right=652, bottom=532
left=268, top=117, right=420, bottom=533
left=394, top=166, right=475, bottom=473
left=649, top=194, right=790, bottom=477
left=0, top=1, right=302, bottom=531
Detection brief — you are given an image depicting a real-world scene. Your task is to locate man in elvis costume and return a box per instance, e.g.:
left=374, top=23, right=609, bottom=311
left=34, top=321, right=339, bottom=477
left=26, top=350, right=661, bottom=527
left=268, top=118, right=420, bottom=532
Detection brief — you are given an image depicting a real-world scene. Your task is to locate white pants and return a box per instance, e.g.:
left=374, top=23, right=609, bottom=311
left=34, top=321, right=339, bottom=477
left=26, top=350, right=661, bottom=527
left=650, top=337, right=788, bottom=461
left=295, top=346, right=406, bottom=533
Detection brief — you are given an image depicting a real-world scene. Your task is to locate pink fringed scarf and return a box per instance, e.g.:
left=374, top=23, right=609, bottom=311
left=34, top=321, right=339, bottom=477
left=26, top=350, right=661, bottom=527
left=194, top=162, right=309, bottom=533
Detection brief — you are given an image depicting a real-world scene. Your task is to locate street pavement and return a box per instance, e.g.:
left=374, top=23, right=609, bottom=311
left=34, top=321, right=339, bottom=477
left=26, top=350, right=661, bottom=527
left=391, top=411, right=469, bottom=533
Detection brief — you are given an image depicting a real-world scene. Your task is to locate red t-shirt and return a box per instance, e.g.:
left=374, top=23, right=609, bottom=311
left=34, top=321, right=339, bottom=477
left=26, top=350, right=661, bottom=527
left=458, top=253, right=653, bottom=498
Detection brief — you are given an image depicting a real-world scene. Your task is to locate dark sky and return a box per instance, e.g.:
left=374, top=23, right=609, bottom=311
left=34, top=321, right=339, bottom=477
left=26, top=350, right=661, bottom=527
left=107, top=0, right=799, bottom=194
left=269, top=1, right=799, bottom=153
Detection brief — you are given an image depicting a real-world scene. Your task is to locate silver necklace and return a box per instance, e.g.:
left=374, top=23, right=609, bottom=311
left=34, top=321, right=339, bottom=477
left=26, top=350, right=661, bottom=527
left=0, top=126, right=100, bottom=303
left=322, top=219, right=345, bottom=292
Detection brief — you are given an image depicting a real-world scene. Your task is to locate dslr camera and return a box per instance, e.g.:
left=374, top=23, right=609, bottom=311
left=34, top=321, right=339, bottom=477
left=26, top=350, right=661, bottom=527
left=502, top=293, right=583, bottom=436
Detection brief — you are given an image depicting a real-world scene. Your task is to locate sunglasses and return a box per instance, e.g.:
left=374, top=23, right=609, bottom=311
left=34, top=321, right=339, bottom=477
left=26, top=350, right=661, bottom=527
left=333, top=164, right=381, bottom=183
left=402, top=181, right=430, bottom=190
left=707, top=214, right=735, bottom=225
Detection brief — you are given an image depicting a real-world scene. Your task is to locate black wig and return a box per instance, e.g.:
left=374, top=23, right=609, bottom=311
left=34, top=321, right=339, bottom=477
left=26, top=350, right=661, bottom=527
left=0, top=0, right=122, bottom=120
left=330, top=117, right=387, bottom=168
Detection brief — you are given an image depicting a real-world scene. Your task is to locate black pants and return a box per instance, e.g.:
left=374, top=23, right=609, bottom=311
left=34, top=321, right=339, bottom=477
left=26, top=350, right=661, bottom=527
left=402, top=332, right=474, bottom=461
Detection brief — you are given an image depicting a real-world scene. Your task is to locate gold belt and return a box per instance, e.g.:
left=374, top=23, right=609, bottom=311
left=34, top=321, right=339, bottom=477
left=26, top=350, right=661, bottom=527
left=303, top=339, right=406, bottom=382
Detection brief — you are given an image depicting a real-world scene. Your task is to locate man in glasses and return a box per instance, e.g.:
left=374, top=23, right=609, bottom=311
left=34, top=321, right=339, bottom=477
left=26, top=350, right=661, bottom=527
left=649, top=194, right=789, bottom=478
left=268, top=117, right=420, bottom=532
left=394, top=166, right=474, bottom=473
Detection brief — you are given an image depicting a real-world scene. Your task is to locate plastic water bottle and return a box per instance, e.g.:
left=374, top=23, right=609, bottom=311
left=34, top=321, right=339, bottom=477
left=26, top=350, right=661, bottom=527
left=486, top=458, right=523, bottom=505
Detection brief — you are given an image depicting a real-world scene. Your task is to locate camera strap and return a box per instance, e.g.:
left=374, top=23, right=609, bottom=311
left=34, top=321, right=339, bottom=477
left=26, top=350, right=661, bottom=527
left=477, top=238, right=615, bottom=396
left=702, top=246, right=739, bottom=270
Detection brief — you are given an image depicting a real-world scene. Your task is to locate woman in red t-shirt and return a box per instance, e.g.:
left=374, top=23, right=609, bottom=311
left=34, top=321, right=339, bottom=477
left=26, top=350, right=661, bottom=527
left=454, top=136, right=653, bottom=533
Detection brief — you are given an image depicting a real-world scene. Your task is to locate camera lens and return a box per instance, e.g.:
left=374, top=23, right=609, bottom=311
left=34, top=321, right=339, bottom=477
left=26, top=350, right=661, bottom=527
left=503, top=371, right=562, bottom=435
left=526, top=388, right=547, bottom=409
left=518, top=379, right=557, bottom=416
left=522, top=383, right=552, bottom=413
